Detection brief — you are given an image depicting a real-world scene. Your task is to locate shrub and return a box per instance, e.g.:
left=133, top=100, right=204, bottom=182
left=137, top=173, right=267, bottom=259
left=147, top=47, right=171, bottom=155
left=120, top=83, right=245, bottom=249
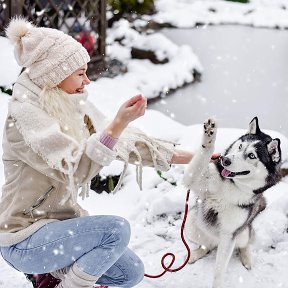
left=108, top=0, right=155, bottom=15
left=0, top=86, right=12, bottom=96
left=90, top=174, right=121, bottom=193
left=225, top=0, right=249, bottom=3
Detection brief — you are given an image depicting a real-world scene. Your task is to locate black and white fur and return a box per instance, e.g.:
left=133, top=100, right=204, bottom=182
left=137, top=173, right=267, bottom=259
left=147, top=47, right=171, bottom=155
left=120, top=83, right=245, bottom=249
left=183, top=117, right=282, bottom=288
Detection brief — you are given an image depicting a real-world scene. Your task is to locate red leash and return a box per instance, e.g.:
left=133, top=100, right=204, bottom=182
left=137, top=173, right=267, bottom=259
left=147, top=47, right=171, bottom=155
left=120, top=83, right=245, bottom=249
left=144, top=189, right=191, bottom=278
left=144, top=154, right=221, bottom=278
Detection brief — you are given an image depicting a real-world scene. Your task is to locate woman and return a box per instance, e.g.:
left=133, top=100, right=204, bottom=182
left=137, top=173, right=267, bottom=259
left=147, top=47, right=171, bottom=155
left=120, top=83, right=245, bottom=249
left=0, top=18, right=193, bottom=288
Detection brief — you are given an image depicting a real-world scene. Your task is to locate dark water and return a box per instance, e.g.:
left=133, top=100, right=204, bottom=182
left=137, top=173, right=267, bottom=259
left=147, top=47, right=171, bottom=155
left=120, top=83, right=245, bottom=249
left=148, top=25, right=288, bottom=137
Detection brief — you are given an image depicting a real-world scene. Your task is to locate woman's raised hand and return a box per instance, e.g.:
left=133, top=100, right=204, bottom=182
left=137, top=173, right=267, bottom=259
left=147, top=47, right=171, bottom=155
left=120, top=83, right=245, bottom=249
left=116, top=95, right=147, bottom=127
left=105, top=95, right=147, bottom=139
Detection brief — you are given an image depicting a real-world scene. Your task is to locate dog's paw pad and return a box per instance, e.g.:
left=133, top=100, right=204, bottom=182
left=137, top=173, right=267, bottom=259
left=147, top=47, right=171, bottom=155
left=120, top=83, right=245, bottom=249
left=203, top=118, right=216, bottom=137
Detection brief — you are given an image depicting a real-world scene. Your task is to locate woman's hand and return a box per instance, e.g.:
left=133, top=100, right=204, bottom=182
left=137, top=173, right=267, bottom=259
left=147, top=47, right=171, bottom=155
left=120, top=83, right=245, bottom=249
left=171, top=150, right=193, bottom=164
left=105, top=95, right=147, bottom=138
left=115, top=95, right=147, bottom=127
left=171, top=151, right=221, bottom=164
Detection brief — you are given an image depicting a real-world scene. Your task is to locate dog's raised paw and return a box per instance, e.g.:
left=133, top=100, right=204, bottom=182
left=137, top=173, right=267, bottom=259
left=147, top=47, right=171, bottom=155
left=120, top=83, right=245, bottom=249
left=202, top=118, right=217, bottom=148
left=203, top=118, right=216, bottom=136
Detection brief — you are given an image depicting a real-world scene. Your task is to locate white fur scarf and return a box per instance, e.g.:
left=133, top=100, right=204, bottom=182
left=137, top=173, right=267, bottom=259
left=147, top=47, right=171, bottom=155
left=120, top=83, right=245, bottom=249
left=9, top=72, right=89, bottom=203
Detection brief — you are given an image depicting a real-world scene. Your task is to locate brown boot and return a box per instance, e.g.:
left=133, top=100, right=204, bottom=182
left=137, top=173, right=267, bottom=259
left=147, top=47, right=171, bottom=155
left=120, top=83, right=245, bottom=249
left=26, top=273, right=61, bottom=288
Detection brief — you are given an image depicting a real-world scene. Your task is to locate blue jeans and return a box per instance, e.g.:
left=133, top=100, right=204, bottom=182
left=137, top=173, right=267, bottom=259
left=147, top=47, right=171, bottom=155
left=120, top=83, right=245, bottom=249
left=0, top=215, right=144, bottom=287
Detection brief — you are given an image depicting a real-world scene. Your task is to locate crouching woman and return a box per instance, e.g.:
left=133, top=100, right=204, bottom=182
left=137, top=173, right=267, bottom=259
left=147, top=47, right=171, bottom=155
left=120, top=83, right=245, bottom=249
left=0, top=18, right=192, bottom=288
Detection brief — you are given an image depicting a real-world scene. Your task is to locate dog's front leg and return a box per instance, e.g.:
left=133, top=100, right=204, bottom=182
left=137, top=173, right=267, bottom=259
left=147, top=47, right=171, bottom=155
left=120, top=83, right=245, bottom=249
left=212, top=235, right=236, bottom=288
left=183, top=118, right=217, bottom=194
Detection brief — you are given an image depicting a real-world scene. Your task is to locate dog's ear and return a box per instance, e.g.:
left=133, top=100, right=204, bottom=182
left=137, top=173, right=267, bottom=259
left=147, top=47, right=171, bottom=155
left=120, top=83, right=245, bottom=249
left=248, top=117, right=261, bottom=134
left=267, top=138, right=281, bottom=163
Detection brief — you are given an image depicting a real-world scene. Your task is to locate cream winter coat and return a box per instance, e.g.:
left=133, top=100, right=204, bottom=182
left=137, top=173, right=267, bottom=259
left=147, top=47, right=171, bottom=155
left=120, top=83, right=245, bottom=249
left=0, top=72, right=175, bottom=247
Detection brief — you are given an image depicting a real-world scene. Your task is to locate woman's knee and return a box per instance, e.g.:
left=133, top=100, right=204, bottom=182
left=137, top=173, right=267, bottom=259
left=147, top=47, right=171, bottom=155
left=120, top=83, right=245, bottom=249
left=111, top=216, right=131, bottom=248
left=124, top=258, right=145, bottom=288
left=133, top=259, right=145, bottom=286
left=78, top=215, right=131, bottom=246
left=119, top=250, right=145, bottom=288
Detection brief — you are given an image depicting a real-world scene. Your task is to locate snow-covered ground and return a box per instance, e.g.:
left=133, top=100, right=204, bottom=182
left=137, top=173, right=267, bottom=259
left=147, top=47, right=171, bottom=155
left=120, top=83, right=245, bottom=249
left=1, top=1, right=288, bottom=288
left=147, top=0, right=288, bottom=29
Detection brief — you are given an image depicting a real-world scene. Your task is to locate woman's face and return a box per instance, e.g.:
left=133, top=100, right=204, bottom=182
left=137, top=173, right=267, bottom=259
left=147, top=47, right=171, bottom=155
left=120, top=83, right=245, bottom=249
left=58, top=64, right=90, bottom=94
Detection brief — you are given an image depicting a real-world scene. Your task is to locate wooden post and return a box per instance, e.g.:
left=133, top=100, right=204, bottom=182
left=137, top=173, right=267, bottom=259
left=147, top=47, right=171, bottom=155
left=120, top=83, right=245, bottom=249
left=10, top=0, right=24, bottom=16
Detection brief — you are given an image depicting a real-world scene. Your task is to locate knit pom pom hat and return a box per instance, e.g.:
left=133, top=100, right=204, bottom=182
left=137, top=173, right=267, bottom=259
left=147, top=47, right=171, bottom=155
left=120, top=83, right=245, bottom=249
left=6, top=17, right=90, bottom=88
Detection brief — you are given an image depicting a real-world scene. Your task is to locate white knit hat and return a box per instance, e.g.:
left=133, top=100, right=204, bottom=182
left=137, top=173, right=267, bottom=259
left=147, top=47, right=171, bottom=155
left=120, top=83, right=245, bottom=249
left=6, top=17, right=90, bottom=88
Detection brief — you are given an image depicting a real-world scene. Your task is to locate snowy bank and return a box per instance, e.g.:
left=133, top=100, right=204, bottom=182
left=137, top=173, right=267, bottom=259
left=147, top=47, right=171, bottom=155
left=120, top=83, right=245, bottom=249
left=105, top=19, right=202, bottom=100
left=148, top=0, right=288, bottom=29
left=0, top=18, right=202, bottom=101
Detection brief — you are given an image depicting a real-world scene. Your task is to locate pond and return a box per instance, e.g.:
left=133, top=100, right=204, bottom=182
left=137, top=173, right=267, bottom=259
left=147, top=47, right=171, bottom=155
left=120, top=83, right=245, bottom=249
left=148, top=25, right=288, bottom=138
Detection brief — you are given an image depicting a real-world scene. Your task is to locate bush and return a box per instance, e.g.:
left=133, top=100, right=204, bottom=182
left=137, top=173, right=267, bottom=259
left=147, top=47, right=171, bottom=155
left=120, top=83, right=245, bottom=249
left=90, top=174, right=121, bottom=193
left=0, top=86, right=12, bottom=96
left=225, top=0, right=249, bottom=3
left=108, top=0, right=155, bottom=15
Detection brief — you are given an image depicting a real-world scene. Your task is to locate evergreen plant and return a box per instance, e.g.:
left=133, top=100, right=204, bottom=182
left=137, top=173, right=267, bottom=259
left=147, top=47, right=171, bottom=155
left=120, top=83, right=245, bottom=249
left=108, top=0, right=155, bottom=15
left=225, top=0, right=249, bottom=3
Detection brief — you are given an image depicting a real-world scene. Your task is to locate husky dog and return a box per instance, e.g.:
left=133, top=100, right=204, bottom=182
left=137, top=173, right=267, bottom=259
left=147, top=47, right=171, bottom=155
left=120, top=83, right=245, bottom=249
left=183, top=117, right=282, bottom=288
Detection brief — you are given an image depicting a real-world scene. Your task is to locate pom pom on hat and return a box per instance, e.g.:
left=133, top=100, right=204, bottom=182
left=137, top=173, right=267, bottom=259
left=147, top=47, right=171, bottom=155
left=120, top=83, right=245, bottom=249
left=6, top=17, right=90, bottom=88
left=5, top=16, right=34, bottom=45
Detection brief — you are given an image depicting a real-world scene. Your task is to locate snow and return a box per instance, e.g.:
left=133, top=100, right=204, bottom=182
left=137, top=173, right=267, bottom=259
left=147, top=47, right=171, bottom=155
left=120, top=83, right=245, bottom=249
left=104, top=18, right=202, bottom=101
left=0, top=37, right=21, bottom=87
left=1, top=1, right=288, bottom=288
left=148, top=0, right=288, bottom=29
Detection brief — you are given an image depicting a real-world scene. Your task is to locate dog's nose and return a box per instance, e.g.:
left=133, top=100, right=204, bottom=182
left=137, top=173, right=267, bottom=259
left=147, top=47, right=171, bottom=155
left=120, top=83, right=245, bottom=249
left=221, top=156, right=231, bottom=166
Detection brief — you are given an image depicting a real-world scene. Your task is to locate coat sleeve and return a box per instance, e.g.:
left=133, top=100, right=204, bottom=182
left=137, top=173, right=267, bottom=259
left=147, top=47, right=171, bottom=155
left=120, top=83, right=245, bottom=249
left=87, top=103, right=176, bottom=171
left=115, top=126, right=176, bottom=172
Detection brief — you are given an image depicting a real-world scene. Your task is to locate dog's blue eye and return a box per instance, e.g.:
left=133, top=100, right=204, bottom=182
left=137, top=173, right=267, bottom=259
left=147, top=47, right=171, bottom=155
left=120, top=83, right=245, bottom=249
left=248, top=153, right=256, bottom=159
